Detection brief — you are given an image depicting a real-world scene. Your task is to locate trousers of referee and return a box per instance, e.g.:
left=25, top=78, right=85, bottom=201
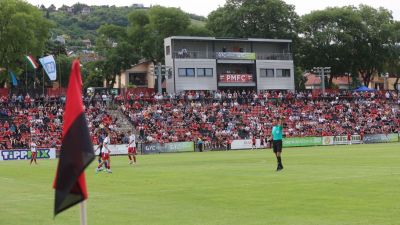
left=272, top=118, right=284, bottom=171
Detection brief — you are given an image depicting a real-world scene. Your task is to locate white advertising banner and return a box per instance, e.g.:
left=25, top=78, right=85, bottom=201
left=231, top=139, right=262, bottom=150
left=0, top=148, right=56, bottom=161
left=94, top=145, right=129, bottom=155
left=333, top=136, right=349, bottom=145
left=351, top=135, right=361, bottom=144
left=322, top=136, right=335, bottom=145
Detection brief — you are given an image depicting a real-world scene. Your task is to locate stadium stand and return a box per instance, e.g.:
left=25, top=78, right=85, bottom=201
left=0, top=90, right=398, bottom=150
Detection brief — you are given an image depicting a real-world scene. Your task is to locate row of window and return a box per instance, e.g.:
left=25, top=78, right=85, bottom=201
left=260, top=69, right=291, bottom=78
left=177, top=68, right=291, bottom=78
left=179, top=68, right=213, bottom=77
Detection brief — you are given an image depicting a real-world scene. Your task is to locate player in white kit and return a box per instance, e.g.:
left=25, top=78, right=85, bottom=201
left=30, top=140, right=38, bottom=165
left=96, top=132, right=112, bottom=173
left=127, top=131, right=137, bottom=164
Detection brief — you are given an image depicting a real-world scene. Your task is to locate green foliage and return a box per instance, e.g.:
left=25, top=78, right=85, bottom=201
left=55, top=54, right=73, bottom=88
left=187, top=25, right=212, bottom=36
left=299, top=5, right=400, bottom=87
left=83, top=61, right=104, bottom=88
left=0, top=0, right=52, bottom=84
left=294, top=66, right=306, bottom=90
left=207, top=0, right=299, bottom=39
left=47, top=5, right=207, bottom=52
left=127, top=6, right=193, bottom=62
left=93, top=23, right=140, bottom=88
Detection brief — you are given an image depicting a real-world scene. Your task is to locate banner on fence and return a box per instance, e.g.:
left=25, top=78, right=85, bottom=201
left=142, top=142, right=194, bottom=154
left=231, top=139, right=262, bottom=150
left=333, top=136, right=349, bottom=145
left=322, top=136, right=334, bottom=145
left=351, top=135, right=362, bottom=144
left=231, top=137, right=322, bottom=149
left=94, top=145, right=128, bottom=155
left=283, top=137, right=322, bottom=147
left=364, top=133, right=398, bottom=144
left=0, top=148, right=56, bottom=161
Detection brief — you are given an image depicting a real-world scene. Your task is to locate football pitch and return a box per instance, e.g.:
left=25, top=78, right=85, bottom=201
left=1, top=143, right=400, bottom=225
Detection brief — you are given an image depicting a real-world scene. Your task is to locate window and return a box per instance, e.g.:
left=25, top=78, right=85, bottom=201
left=197, top=68, right=213, bottom=77
left=178, top=68, right=195, bottom=77
left=260, top=69, right=274, bottom=77
left=166, top=46, right=170, bottom=55
left=128, top=73, right=147, bottom=86
left=276, top=69, right=290, bottom=77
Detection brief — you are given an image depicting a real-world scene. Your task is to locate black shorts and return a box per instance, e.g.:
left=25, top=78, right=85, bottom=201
left=273, top=140, right=282, bottom=153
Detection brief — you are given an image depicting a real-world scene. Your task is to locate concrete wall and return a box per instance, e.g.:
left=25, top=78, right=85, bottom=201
left=256, top=60, right=295, bottom=90
left=172, top=59, right=217, bottom=92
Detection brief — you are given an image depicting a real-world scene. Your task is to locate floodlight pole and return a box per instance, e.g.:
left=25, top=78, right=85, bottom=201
left=313, top=67, right=331, bottom=95
left=157, top=63, right=162, bottom=94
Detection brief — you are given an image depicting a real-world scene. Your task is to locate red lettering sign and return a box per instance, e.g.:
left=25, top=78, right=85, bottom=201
left=219, top=74, right=253, bottom=83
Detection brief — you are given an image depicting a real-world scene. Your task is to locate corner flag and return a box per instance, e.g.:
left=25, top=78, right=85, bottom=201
left=53, top=59, right=95, bottom=216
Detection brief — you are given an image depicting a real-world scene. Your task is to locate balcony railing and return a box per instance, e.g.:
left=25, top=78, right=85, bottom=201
left=172, top=51, right=293, bottom=60
left=256, top=53, right=293, bottom=60
left=172, top=51, right=214, bottom=59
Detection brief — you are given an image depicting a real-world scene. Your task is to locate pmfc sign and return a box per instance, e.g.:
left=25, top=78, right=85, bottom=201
left=219, top=74, right=253, bottom=83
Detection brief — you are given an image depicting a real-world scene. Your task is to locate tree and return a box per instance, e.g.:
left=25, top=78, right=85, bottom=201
left=0, top=0, right=52, bottom=85
left=187, top=25, right=212, bottom=36
left=206, top=0, right=299, bottom=39
left=294, top=66, right=307, bottom=90
left=127, top=6, right=191, bottom=62
left=95, top=24, right=140, bottom=88
left=83, top=61, right=105, bottom=88
left=352, top=5, right=398, bottom=86
left=299, top=6, right=360, bottom=87
left=56, top=55, right=73, bottom=88
left=299, top=5, right=399, bottom=87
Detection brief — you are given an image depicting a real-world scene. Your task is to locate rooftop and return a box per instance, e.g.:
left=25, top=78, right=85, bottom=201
left=168, top=36, right=292, bottom=43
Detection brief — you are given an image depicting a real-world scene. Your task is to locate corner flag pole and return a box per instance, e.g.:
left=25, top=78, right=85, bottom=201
left=80, top=201, right=87, bottom=225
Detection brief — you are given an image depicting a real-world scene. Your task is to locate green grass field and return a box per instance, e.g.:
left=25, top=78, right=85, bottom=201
left=1, top=143, right=400, bottom=225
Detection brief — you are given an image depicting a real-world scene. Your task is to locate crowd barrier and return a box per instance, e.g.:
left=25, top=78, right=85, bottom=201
left=0, top=148, right=56, bottom=161
left=231, top=133, right=399, bottom=150
left=141, top=142, right=194, bottom=154
left=93, top=142, right=195, bottom=155
left=4, top=134, right=395, bottom=160
left=364, top=134, right=399, bottom=144
left=94, top=145, right=129, bottom=155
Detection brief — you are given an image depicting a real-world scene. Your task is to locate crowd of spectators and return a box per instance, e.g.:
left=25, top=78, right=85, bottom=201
left=120, top=90, right=399, bottom=148
left=1, top=90, right=399, bottom=150
left=0, top=93, right=123, bottom=150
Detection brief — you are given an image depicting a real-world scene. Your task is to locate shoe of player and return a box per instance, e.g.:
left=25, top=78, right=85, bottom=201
left=129, top=161, right=133, bottom=164
left=107, top=169, right=112, bottom=173
left=95, top=168, right=99, bottom=173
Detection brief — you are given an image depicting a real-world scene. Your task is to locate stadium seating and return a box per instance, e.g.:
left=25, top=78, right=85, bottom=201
left=1, top=90, right=398, bottom=150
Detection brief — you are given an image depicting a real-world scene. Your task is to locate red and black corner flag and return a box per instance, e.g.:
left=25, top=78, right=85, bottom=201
left=53, top=59, right=95, bottom=216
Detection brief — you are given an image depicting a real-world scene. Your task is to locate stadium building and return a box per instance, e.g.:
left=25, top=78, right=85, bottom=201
left=164, top=36, right=294, bottom=93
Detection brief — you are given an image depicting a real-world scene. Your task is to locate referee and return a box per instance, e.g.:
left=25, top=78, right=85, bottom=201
left=272, top=118, right=284, bottom=171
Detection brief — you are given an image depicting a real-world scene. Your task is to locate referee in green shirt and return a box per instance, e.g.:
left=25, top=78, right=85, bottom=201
left=272, top=118, right=284, bottom=171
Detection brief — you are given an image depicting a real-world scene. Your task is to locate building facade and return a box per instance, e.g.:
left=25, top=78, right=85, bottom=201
left=109, top=61, right=155, bottom=90
left=164, top=36, right=294, bottom=93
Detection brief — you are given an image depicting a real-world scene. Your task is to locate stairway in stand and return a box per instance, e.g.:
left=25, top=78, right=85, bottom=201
left=106, top=108, right=133, bottom=133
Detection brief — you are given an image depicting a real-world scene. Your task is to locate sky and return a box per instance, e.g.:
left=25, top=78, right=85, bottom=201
left=27, top=0, right=400, bottom=20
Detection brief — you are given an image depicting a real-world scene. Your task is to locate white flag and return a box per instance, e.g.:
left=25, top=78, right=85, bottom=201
left=39, top=55, right=57, bottom=81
